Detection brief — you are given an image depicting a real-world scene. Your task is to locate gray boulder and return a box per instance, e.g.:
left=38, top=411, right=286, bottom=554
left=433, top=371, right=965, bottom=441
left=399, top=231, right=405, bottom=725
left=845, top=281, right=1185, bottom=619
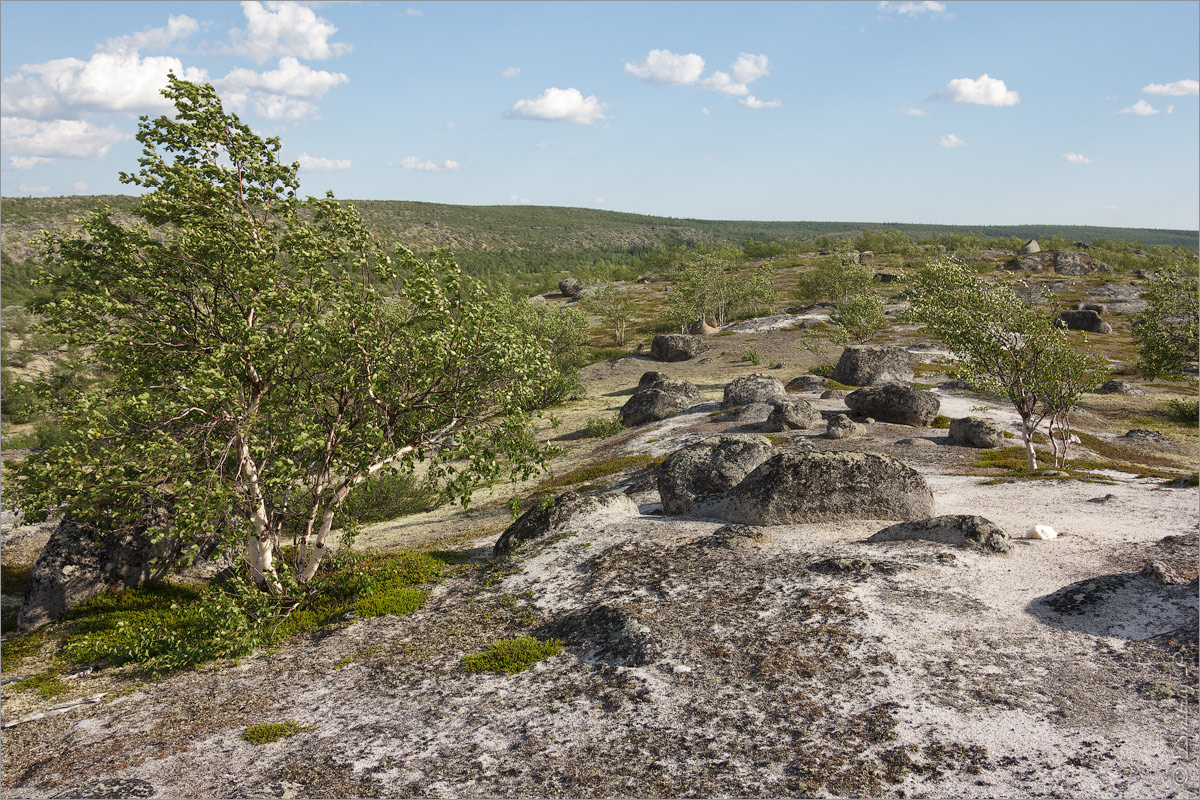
left=762, top=399, right=821, bottom=432
left=638, top=370, right=669, bottom=390
left=1056, top=310, right=1112, bottom=334
left=845, top=382, right=941, bottom=427
left=787, top=375, right=829, bottom=392
left=558, top=277, right=583, bottom=297
left=868, top=515, right=1013, bottom=555
left=699, top=524, right=774, bottom=550
left=540, top=605, right=659, bottom=667
left=701, top=451, right=934, bottom=525
left=831, top=346, right=914, bottom=386
left=1054, top=250, right=1111, bottom=276
left=1018, top=239, right=1041, bottom=254
left=859, top=250, right=875, bottom=264
left=826, top=413, right=862, bottom=439
left=620, top=379, right=700, bottom=427
left=527, top=294, right=548, bottom=306
left=948, top=416, right=1007, bottom=448
left=1121, top=428, right=1175, bottom=447
left=821, top=389, right=847, bottom=400
left=651, top=334, right=706, bottom=362
left=658, top=435, right=776, bottom=516
left=493, top=491, right=637, bottom=558
left=722, top=374, right=787, bottom=408
left=18, top=518, right=181, bottom=632
left=718, top=402, right=776, bottom=424
left=1094, top=379, right=1147, bottom=396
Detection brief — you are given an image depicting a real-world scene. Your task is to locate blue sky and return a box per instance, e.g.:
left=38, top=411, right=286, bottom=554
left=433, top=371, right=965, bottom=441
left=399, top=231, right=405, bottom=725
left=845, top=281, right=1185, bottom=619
left=1, top=1, right=1197, bottom=229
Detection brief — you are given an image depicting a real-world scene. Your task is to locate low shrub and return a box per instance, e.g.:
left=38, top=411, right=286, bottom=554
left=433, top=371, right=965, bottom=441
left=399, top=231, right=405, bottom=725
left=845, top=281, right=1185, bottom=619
left=242, top=721, right=314, bottom=745
left=1165, top=399, right=1199, bottom=426
left=742, top=350, right=762, bottom=366
left=585, top=416, right=623, bottom=438
left=15, top=668, right=69, bottom=699
left=461, top=636, right=563, bottom=674
left=810, top=363, right=834, bottom=378
left=337, top=470, right=440, bottom=527
left=931, top=415, right=952, bottom=429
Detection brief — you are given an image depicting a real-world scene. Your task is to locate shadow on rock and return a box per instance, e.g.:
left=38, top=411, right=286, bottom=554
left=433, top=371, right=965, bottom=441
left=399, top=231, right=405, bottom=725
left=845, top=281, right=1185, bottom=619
left=1027, top=572, right=1199, bottom=640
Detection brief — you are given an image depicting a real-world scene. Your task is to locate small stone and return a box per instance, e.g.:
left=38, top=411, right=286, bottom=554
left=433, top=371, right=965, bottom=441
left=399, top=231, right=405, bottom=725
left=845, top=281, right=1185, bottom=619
left=1087, top=494, right=1116, bottom=504
left=1026, top=525, right=1059, bottom=540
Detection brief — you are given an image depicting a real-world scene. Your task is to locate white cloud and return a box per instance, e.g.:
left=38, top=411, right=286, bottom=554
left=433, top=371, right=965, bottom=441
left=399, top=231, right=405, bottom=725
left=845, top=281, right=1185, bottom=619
left=296, top=153, right=351, bottom=170
left=700, top=155, right=716, bottom=163
left=103, top=14, right=199, bottom=55
left=938, top=133, right=966, bottom=148
left=505, top=87, right=607, bottom=125
left=405, top=7, right=423, bottom=15
left=71, top=181, right=89, bottom=193
left=228, top=1, right=352, bottom=64
left=502, top=66, right=521, bottom=78
left=399, top=156, right=462, bottom=172
left=6, top=156, right=55, bottom=170
left=1062, top=152, right=1092, bottom=164
left=221, top=57, right=348, bottom=100
left=1, top=117, right=131, bottom=159
left=1118, top=99, right=1159, bottom=116
left=625, top=49, right=706, bottom=85
left=898, top=105, right=928, bottom=117
left=700, top=53, right=773, bottom=97
left=1101, top=94, right=1119, bottom=101
left=17, top=183, right=51, bottom=194
left=701, top=106, right=710, bottom=115
left=594, top=197, right=605, bottom=205
left=739, top=95, right=781, bottom=109
left=878, top=1, right=947, bottom=15
left=509, top=194, right=531, bottom=204
left=932, top=74, right=1019, bottom=106
left=534, top=141, right=551, bottom=150
left=1141, top=79, right=1198, bottom=96
left=1167, top=105, right=1175, bottom=114
left=252, top=95, right=319, bottom=120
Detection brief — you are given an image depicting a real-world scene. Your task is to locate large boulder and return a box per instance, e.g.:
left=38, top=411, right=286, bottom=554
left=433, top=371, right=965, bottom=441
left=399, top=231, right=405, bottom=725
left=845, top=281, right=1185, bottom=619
left=18, top=518, right=180, bottom=632
left=826, top=413, right=862, bottom=439
left=1094, top=379, right=1147, bottom=396
left=658, top=435, right=776, bottom=516
left=718, top=402, right=775, bottom=424
left=1056, top=310, right=1112, bottom=334
left=637, top=370, right=669, bottom=390
left=686, top=316, right=719, bottom=336
left=868, top=515, right=1012, bottom=555
left=558, top=277, right=583, bottom=297
left=786, top=375, right=829, bottom=393
left=651, top=334, right=706, bottom=362
left=1054, top=251, right=1111, bottom=276
left=845, top=383, right=941, bottom=427
left=762, top=399, right=821, bottom=432
left=493, top=491, right=638, bottom=558
left=1018, top=239, right=1041, bottom=255
left=722, top=374, right=787, bottom=408
left=948, top=416, right=1006, bottom=448
left=701, top=451, right=934, bottom=525
left=620, top=378, right=700, bottom=427
left=831, top=346, right=914, bottom=386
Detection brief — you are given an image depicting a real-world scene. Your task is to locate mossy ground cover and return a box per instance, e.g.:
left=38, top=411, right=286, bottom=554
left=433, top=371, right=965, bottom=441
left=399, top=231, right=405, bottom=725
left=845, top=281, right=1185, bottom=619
left=534, top=453, right=664, bottom=493
left=242, top=721, right=315, bottom=745
left=460, top=635, right=563, bottom=674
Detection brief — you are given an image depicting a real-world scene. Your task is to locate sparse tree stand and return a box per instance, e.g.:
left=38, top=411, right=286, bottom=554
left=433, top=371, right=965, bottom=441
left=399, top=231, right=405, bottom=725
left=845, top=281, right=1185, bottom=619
left=908, top=259, right=1106, bottom=471
left=582, top=284, right=635, bottom=345
left=11, top=76, right=555, bottom=593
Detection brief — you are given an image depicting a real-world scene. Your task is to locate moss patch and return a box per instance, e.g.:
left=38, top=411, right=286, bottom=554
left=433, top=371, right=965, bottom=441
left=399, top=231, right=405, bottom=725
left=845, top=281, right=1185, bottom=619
left=15, top=668, right=69, bottom=699
left=461, top=636, right=563, bottom=674
left=535, top=454, right=665, bottom=492
left=0, top=630, right=47, bottom=672
left=242, top=721, right=315, bottom=745
left=931, top=415, right=952, bottom=429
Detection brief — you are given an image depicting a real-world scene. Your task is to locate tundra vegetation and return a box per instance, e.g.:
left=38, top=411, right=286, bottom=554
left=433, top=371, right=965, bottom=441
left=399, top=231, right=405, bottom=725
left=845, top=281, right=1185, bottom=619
left=1132, top=262, right=1200, bottom=380
left=664, top=254, right=776, bottom=330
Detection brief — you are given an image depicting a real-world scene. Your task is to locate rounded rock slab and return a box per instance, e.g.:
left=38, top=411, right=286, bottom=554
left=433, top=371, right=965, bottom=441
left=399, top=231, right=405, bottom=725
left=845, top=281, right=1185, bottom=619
left=845, top=382, right=940, bottom=427
left=722, top=374, right=788, bottom=408
left=831, top=345, right=914, bottom=386
left=658, top=435, right=777, bottom=516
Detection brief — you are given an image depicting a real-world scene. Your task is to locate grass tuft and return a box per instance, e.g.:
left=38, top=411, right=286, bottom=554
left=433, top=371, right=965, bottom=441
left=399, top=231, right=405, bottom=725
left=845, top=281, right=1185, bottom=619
left=241, top=721, right=314, bottom=745
left=535, top=454, right=664, bottom=492
left=15, top=668, right=69, bottom=699
left=461, top=636, right=563, bottom=674
left=930, top=415, right=952, bottom=429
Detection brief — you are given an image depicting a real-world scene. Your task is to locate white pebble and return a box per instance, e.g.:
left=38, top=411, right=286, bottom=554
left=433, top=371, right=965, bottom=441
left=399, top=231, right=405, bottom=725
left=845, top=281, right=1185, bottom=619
left=673, top=665, right=692, bottom=674
left=1026, top=525, right=1059, bottom=540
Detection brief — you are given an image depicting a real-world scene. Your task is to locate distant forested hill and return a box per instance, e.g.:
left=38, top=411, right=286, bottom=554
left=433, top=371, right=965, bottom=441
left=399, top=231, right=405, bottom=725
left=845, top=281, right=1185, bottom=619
left=3, top=194, right=1196, bottom=304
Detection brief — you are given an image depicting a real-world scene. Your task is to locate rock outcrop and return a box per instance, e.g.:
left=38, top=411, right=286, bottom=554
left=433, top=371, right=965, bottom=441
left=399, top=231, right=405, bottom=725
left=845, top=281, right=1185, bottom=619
left=831, top=346, right=914, bottom=386
left=558, top=277, right=583, bottom=297
left=1054, top=251, right=1111, bottom=276
left=1094, top=379, right=1146, bottom=396
left=786, top=375, right=829, bottom=392
left=827, top=413, right=862, bottom=439
left=717, top=402, right=775, bottom=424
left=868, top=515, right=1013, bottom=555
left=493, top=491, right=638, bottom=558
left=948, top=416, right=1006, bottom=448
left=845, top=383, right=940, bottom=427
left=651, top=334, right=706, bottom=362
left=761, top=399, right=821, bottom=432
left=657, top=435, right=776, bottom=516
left=722, top=374, right=787, bottom=408
left=1019, top=239, right=1041, bottom=254
left=620, top=377, right=700, bottom=427
left=1056, top=309, right=1113, bottom=334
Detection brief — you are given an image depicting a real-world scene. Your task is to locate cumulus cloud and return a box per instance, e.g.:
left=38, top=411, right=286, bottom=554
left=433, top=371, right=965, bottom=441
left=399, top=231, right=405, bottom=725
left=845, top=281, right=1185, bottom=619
left=405, top=7, right=423, bottom=15
left=701, top=106, right=710, bottom=115
left=898, top=105, right=928, bottom=117
left=221, top=57, right=348, bottom=100
left=399, top=156, right=462, bottom=172
left=296, top=153, right=351, bottom=170
left=509, top=194, right=531, bottom=204
left=878, top=1, right=947, bottom=14
left=625, top=49, right=705, bottom=85
left=1, top=117, right=131, bottom=159
left=228, top=1, right=352, bottom=63
left=932, top=74, right=1019, bottom=106
left=1167, top=105, right=1175, bottom=114
left=71, top=181, right=89, bottom=193
left=739, top=95, right=781, bottom=109
left=1141, top=79, right=1198, bottom=96
left=104, top=14, right=200, bottom=55
left=1118, top=99, right=1159, bottom=116
left=938, top=133, right=965, bottom=148
left=731, top=53, right=770, bottom=84
left=1061, top=152, right=1092, bottom=164
left=594, top=197, right=605, bottom=205
left=17, top=184, right=51, bottom=194
left=505, top=87, right=607, bottom=125
left=502, top=66, right=520, bottom=78
left=6, top=155, right=55, bottom=170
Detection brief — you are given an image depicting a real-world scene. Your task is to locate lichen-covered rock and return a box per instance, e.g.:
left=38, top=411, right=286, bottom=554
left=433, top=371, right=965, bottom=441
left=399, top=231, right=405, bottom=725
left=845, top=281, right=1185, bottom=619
left=868, top=515, right=1013, bottom=555
left=831, top=346, right=914, bottom=386
left=558, top=277, right=583, bottom=297
left=761, top=399, right=821, bottom=432
left=701, top=451, right=934, bottom=525
left=651, top=334, right=706, bottom=362
left=821, top=389, right=847, bottom=400
left=638, top=370, right=669, bottom=390
left=1056, top=309, right=1112, bottom=334
left=50, top=778, right=158, bottom=799
left=539, top=605, right=659, bottom=666
left=948, top=416, right=1007, bottom=448
left=718, top=402, right=776, bottom=424
left=1019, top=239, right=1041, bottom=254
left=619, top=379, right=700, bottom=427
left=786, top=375, right=829, bottom=392
left=658, top=435, right=776, bottom=516
left=493, top=491, right=638, bottom=558
left=1054, top=250, right=1111, bottom=276
left=18, top=518, right=181, bottom=632
left=722, top=374, right=787, bottom=408
left=699, top=524, right=774, bottom=550
left=1094, top=379, right=1147, bottom=396
left=827, top=413, right=862, bottom=439
left=845, top=382, right=940, bottom=427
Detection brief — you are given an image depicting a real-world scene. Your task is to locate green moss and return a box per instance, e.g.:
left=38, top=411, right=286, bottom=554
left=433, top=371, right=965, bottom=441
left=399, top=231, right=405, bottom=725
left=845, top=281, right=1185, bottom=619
left=930, top=415, right=952, bottom=429
left=535, top=454, right=665, bottom=491
left=241, top=721, right=314, bottom=745
left=461, top=636, right=563, bottom=674
left=0, top=630, right=47, bottom=672
left=765, top=435, right=791, bottom=447
left=15, top=668, right=69, bottom=699
left=1, top=564, right=35, bottom=634
left=713, top=330, right=736, bottom=337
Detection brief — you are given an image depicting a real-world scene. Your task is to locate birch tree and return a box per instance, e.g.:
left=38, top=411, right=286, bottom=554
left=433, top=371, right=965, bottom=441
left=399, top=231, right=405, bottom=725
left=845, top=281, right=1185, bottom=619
left=10, top=76, right=555, bottom=592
